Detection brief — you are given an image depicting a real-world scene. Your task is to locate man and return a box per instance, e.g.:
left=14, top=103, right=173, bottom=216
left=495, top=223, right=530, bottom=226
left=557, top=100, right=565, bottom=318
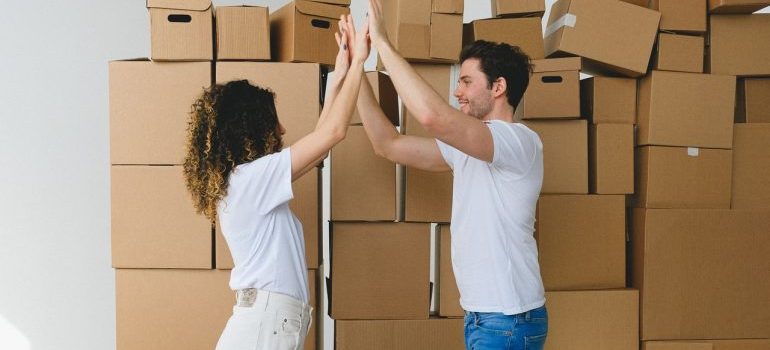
left=357, top=1, right=548, bottom=349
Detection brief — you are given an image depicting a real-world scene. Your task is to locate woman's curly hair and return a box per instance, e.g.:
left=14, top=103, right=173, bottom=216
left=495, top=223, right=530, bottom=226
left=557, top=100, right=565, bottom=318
left=183, top=80, right=283, bottom=222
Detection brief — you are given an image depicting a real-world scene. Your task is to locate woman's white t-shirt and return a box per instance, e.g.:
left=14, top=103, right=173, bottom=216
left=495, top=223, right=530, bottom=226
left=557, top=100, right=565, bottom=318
left=436, top=120, right=545, bottom=315
left=217, top=148, right=309, bottom=303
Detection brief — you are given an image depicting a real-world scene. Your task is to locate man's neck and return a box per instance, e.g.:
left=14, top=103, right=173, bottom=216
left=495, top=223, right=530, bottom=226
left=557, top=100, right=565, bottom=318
left=480, top=102, right=515, bottom=123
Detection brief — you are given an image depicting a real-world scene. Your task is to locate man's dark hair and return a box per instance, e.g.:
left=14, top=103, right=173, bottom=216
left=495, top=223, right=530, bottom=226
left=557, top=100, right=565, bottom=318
left=459, top=40, right=533, bottom=110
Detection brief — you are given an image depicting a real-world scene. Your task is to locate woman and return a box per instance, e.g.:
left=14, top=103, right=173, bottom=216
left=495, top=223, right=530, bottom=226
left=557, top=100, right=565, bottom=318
left=182, top=16, right=368, bottom=350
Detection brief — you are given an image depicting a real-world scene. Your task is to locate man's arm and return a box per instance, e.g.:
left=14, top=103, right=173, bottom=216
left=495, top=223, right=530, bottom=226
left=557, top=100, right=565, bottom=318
left=367, top=0, right=494, bottom=162
left=357, top=77, right=450, bottom=172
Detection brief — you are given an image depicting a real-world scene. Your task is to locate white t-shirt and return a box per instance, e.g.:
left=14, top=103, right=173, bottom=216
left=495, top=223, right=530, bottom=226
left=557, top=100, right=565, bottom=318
left=217, top=148, right=309, bottom=303
left=436, top=120, right=545, bottom=315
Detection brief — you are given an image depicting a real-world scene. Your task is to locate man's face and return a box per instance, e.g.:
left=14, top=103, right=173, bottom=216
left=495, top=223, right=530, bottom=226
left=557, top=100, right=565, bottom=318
left=454, top=58, right=495, bottom=119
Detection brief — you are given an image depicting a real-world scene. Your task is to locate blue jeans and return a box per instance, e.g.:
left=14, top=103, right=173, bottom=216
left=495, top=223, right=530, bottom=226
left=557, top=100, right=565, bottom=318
left=464, top=306, right=548, bottom=350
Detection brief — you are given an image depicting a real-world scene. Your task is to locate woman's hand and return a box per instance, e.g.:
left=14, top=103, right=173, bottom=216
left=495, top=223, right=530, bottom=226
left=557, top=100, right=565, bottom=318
left=340, top=14, right=370, bottom=66
left=332, top=15, right=350, bottom=77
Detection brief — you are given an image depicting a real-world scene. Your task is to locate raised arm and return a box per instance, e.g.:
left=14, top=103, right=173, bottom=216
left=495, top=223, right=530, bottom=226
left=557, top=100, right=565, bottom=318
left=290, top=15, right=369, bottom=181
left=366, top=0, right=494, bottom=162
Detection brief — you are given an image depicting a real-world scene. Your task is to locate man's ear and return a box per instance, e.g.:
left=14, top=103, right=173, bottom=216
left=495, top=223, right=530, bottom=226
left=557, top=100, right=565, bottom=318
left=493, top=77, right=507, bottom=98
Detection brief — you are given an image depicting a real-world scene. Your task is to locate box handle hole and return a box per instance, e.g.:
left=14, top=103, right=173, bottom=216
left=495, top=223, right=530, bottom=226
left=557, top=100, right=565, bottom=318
left=541, top=76, right=563, bottom=83
left=168, top=14, right=192, bottom=23
left=311, top=19, right=331, bottom=29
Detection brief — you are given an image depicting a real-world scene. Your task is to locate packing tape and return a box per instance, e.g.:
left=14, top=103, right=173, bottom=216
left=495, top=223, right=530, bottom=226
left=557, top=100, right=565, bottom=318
left=450, top=63, right=461, bottom=109
left=544, top=13, right=576, bottom=38
left=687, top=147, right=700, bottom=157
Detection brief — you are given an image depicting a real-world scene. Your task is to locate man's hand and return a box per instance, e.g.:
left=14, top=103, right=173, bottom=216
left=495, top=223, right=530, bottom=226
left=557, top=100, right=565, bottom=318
left=367, top=0, right=390, bottom=48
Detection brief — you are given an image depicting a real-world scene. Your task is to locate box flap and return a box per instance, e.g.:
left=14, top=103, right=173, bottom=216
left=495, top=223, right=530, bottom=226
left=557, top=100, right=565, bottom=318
left=295, top=0, right=349, bottom=19
left=532, top=57, right=582, bottom=73
left=147, top=0, right=211, bottom=11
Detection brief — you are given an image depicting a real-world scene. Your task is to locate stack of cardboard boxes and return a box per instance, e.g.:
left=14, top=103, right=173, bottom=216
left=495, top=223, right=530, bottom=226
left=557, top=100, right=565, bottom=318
left=110, top=0, right=355, bottom=349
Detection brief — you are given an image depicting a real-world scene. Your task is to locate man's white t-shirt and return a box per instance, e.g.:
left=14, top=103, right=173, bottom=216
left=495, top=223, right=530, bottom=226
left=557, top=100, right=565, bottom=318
left=217, top=148, right=309, bottom=303
left=436, top=120, right=545, bottom=315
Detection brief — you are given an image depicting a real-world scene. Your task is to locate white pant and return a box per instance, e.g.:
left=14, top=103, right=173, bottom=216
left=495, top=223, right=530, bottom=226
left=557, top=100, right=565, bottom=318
left=216, top=289, right=313, bottom=350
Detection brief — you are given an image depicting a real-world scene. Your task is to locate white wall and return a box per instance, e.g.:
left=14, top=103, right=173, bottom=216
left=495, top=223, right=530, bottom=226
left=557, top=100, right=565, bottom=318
left=1, top=1, right=766, bottom=350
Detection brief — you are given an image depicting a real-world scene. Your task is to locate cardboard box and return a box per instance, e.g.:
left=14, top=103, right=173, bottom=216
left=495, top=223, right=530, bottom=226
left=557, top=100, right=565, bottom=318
left=731, top=124, right=770, bottom=210
left=402, top=64, right=454, bottom=223
left=580, top=77, right=637, bottom=125
left=433, top=0, right=464, bottom=14
left=270, top=1, right=349, bottom=66
left=491, top=0, right=545, bottom=17
left=589, top=124, right=634, bottom=194
left=351, top=72, right=399, bottom=126
left=215, top=6, right=270, bottom=61
left=216, top=62, right=323, bottom=268
left=650, top=0, right=707, bottom=33
left=381, top=0, right=462, bottom=63
left=710, top=15, right=770, bottom=76
left=736, top=78, right=770, bottom=123
left=437, top=224, right=463, bottom=317
left=536, top=195, right=626, bottom=290
left=620, top=0, right=650, bottom=6
left=215, top=168, right=320, bottom=269
left=545, top=289, right=639, bottom=350
left=644, top=339, right=770, bottom=349
left=331, top=126, right=397, bottom=221
left=116, top=269, right=232, bottom=350
left=111, top=166, right=212, bottom=269
left=147, top=0, right=213, bottom=61
left=335, top=318, right=464, bottom=350
left=329, top=222, right=431, bottom=320
left=524, top=120, right=588, bottom=194
left=653, top=33, right=704, bottom=73
left=637, top=70, right=735, bottom=148
left=310, top=0, right=351, bottom=5
left=463, top=17, right=545, bottom=60
left=631, top=209, right=770, bottom=340
left=544, top=0, right=660, bottom=77
left=109, top=60, right=211, bottom=165
left=709, top=0, right=770, bottom=13
left=634, top=146, right=732, bottom=209
left=516, top=57, right=581, bottom=119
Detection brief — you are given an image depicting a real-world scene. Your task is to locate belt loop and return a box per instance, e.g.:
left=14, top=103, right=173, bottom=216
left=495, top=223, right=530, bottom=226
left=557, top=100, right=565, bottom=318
left=525, top=310, right=531, bottom=321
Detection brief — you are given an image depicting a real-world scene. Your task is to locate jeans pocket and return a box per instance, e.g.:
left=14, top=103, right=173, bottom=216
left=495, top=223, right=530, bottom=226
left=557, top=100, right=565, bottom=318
left=524, top=332, right=547, bottom=350
left=276, top=309, right=302, bottom=335
left=475, top=313, right=514, bottom=337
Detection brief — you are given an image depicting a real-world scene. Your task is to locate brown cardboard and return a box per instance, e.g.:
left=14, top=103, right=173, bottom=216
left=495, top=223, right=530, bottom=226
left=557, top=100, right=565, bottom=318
left=650, top=0, right=707, bottom=33
left=536, top=195, right=626, bottom=290
left=653, top=33, right=704, bottom=73
left=331, top=126, right=396, bottom=221
left=637, top=71, right=735, bottom=148
left=116, top=269, right=232, bottom=350
left=589, top=124, right=634, bottom=194
left=335, top=318, right=464, bottom=350
left=620, top=0, right=650, bottom=6
left=310, top=0, right=351, bottom=5
left=216, top=62, right=323, bottom=268
left=270, top=1, right=349, bottom=66
left=731, top=124, right=770, bottom=210
left=634, top=146, right=732, bottom=209
left=111, top=166, right=212, bottom=269
left=437, top=224, right=463, bottom=317
left=215, top=6, right=270, bottom=61
left=381, top=0, right=462, bottom=63
left=709, top=0, right=770, bottom=13
left=580, top=77, right=637, bottom=124
left=147, top=0, right=213, bottom=61
left=737, top=78, right=770, bottom=123
left=109, top=60, right=211, bottom=165
left=433, top=0, right=464, bottom=14
left=631, top=209, right=770, bottom=340
left=329, top=222, right=431, bottom=320
left=463, top=17, right=545, bottom=60
left=517, top=57, right=581, bottom=120
left=644, top=340, right=770, bottom=349
left=709, top=15, right=770, bottom=76
left=545, top=289, right=639, bottom=350
left=492, top=0, right=545, bottom=17
left=524, top=120, right=588, bottom=194
left=351, top=72, right=399, bottom=126
left=215, top=168, right=320, bottom=269
left=544, top=0, right=660, bottom=77
left=402, top=64, right=454, bottom=223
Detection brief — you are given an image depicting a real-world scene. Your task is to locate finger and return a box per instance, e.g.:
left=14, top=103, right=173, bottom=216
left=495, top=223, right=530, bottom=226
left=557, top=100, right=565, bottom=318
left=335, top=32, right=340, bottom=46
